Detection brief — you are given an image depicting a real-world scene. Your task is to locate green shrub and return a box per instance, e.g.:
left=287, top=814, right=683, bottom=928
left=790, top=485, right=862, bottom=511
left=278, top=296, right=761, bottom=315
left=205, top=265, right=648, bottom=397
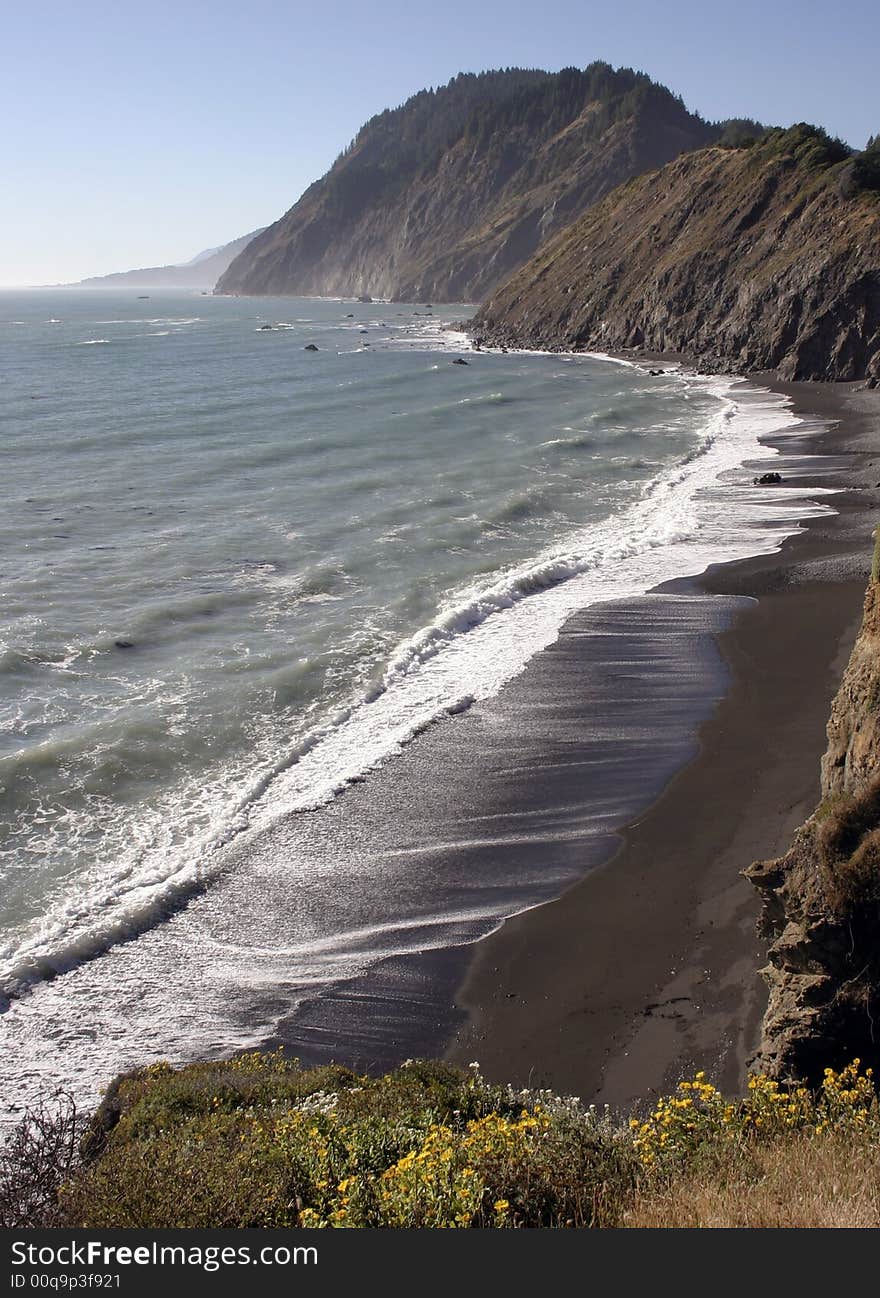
left=5, top=1056, right=880, bottom=1228
left=56, top=1056, right=637, bottom=1228
left=852, top=138, right=880, bottom=194
left=758, top=123, right=852, bottom=170
left=716, top=118, right=764, bottom=149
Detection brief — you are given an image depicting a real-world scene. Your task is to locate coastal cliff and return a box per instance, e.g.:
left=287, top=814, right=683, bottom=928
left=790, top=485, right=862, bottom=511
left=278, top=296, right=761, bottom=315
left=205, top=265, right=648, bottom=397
left=747, top=533, right=880, bottom=1080
left=470, top=127, right=880, bottom=382
left=216, top=64, right=730, bottom=302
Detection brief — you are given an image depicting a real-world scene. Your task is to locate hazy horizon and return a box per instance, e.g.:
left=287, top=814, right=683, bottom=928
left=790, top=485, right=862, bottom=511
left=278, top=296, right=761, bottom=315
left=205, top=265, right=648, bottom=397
left=4, top=0, right=878, bottom=287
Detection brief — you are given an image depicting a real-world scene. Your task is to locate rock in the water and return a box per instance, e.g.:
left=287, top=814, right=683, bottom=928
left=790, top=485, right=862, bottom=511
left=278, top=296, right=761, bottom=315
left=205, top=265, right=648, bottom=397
left=753, top=472, right=783, bottom=485
left=452, top=357, right=469, bottom=365
left=114, top=640, right=134, bottom=650
left=258, top=324, right=273, bottom=330
left=304, top=343, right=319, bottom=351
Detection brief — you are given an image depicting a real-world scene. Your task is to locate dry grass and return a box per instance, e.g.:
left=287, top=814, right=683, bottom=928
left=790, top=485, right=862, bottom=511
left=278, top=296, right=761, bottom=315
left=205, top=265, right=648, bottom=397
left=625, top=1131, right=880, bottom=1228
left=817, top=773, right=880, bottom=911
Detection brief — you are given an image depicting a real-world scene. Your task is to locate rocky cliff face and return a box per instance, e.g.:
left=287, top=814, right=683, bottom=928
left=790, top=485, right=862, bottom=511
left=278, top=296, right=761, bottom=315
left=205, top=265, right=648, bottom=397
left=747, top=540, right=880, bottom=1081
left=216, top=64, right=724, bottom=302
left=470, top=126, right=880, bottom=382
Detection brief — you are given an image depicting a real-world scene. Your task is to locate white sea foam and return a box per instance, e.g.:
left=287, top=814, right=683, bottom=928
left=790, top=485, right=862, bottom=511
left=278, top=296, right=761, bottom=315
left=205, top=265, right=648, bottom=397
left=585, top=350, right=642, bottom=368
left=93, top=317, right=203, bottom=326
left=0, top=296, right=849, bottom=1121
left=0, top=365, right=837, bottom=1008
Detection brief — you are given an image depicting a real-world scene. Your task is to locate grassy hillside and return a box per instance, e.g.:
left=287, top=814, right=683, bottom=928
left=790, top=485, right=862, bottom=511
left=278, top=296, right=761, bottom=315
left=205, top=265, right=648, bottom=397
left=4, top=1053, right=880, bottom=1228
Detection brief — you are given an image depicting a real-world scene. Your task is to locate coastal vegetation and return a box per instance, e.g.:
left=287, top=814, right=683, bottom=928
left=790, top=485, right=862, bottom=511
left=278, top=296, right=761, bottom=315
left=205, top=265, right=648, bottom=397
left=4, top=1053, right=880, bottom=1229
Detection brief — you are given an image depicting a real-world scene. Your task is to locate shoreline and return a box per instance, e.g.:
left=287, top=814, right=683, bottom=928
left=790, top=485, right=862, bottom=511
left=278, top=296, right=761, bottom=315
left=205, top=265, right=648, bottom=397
left=3, top=362, right=874, bottom=1123
left=445, top=377, right=879, bottom=1107
left=264, top=373, right=878, bottom=1100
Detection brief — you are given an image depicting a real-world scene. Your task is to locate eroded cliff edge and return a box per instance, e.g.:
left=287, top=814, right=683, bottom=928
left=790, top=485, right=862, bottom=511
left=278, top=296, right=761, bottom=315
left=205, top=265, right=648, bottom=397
left=747, top=532, right=880, bottom=1079
left=471, top=126, right=880, bottom=382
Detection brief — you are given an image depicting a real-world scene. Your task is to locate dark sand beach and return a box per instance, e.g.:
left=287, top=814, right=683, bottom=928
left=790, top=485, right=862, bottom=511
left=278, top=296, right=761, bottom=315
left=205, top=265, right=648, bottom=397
left=447, top=379, right=880, bottom=1108
left=271, top=379, right=879, bottom=1110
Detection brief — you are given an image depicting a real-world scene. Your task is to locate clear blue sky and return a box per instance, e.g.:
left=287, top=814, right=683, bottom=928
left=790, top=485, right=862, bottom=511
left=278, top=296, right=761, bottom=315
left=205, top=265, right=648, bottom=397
left=2, top=0, right=877, bottom=285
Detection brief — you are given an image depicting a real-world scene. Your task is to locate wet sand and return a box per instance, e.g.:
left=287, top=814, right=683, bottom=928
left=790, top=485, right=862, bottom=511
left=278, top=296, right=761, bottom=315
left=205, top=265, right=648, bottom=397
left=446, top=380, right=880, bottom=1108
left=267, top=381, right=880, bottom=1109
left=266, top=588, right=748, bottom=1070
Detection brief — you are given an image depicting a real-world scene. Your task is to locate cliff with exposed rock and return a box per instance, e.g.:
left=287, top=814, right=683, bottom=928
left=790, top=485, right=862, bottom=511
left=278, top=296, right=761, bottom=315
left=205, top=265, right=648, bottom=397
left=470, top=126, right=880, bottom=382
left=747, top=533, right=880, bottom=1080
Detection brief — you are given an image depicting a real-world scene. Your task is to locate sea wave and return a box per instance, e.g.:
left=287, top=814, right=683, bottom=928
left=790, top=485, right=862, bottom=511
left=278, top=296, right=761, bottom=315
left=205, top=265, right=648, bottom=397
left=540, top=433, right=595, bottom=449
left=0, top=369, right=837, bottom=1003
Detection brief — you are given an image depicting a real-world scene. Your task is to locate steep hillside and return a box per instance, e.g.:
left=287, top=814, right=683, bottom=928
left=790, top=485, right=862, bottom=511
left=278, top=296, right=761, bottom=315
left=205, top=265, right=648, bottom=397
left=748, top=534, right=880, bottom=1081
left=471, top=126, right=880, bottom=382
left=74, top=228, right=264, bottom=290
left=216, top=64, right=726, bottom=302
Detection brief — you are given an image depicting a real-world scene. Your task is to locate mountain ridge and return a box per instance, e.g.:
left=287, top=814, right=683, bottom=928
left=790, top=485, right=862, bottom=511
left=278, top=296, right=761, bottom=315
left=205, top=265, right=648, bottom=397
left=72, top=228, right=264, bottom=290
left=216, top=63, right=747, bottom=302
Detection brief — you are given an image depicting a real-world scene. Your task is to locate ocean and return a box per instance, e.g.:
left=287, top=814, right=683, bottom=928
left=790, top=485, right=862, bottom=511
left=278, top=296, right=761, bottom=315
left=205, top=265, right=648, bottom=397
left=0, top=289, right=833, bottom=1119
